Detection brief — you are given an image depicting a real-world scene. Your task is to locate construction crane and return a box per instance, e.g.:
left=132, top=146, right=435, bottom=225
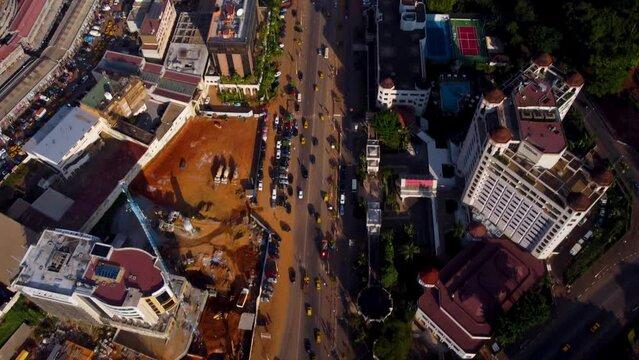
left=119, top=181, right=171, bottom=275
left=119, top=181, right=199, bottom=335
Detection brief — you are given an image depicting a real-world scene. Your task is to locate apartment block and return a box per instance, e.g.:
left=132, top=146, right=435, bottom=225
left=128, top=0, right=177, bottom=60
left=206, top=0, right=259, bottom=77
left=11, top=229, right=186, bottom=338
left=456, top=55, right=610, bottom=259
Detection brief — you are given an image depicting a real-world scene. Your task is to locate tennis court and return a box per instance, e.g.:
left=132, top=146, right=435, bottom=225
left=450, top=18, right=488, bottom=63
left=457, top=26, right=479, bottom=56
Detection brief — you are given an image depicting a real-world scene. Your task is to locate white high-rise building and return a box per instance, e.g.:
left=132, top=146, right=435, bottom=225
left=456, top=55, right=611, bottom=259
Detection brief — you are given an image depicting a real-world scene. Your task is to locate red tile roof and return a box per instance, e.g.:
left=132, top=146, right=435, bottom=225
left=489, top=126, right=512, bottom=144
left=143, top=63, right=164, bottom=74
left=152, top=88, right=193, bottom=103
left=417, top=238, right=545, bottom=354
left=519, top=120, right=566, bottom=154
left=103, top=50, right=144, bottom=66
left=9, top=0, right=47, bottom=37
left=84, top=248, right=165, bottom=306
left=513, top=79, right=556, bottom=108
left=0, top=41, right=19, bottom=62
left=590, top=167, right=614, bottom=187
left=467, top=221, right=487, bottom=238
left=483, top=88, right=505, bottom=104
left=163, top=70, right=201, bottom=86
left=567, top=192, right=590, bottom=212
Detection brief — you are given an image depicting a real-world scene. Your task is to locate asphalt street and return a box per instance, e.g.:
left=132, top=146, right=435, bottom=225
left=276, top=0, right=348, bottom=358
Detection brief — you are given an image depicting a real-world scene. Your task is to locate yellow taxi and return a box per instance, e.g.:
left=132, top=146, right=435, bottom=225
left=319, top=71, right=324, bottom=79
left=314, top=328, right=321, bottom=343
left=314, top=84, right=319, bottom=92
left=301, top=135, right=306, bottom=144
left=303, top=117, right=309, bottom=128
left=319, top=113, right=325, bottom=121
left=315, top=279, right=321, bottom=290
left=306, top=305, right=313, bottom=316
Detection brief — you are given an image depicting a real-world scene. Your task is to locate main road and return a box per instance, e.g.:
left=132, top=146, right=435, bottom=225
left=277, top=0, right=363, bottom=357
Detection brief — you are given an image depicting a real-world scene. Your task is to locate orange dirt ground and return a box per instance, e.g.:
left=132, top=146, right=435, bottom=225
left=132, top=116, right=258, bottom=221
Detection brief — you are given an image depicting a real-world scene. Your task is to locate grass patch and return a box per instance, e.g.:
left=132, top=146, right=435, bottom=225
left=0, top=296, right=45, bottom=347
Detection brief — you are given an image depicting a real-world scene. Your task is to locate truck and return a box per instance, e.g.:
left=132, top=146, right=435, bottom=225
left=324, top=47, right=329, bottom=59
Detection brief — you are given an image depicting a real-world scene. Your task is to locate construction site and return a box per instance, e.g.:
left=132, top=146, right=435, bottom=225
left=126, top=116, right=266, bottom=359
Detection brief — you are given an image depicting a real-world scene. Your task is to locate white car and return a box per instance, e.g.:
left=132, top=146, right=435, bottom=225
left=279, top=14, right=285, bottom=19
left=274, top=71, right=282, bottom=78
left=278, top=43, right=285, bottom=48
left=276, top=149, right=281, bottom=159
left=340, top=193, right=345, bottom=205
left=298, top=190, right=304, bottom=199
left=276, top=140, right=282, bottom=149
left=258, top=180, right=264, bottom=191
left=274, top=116, right=280, bottom=127
left=271, top=188, right=277, bottom=201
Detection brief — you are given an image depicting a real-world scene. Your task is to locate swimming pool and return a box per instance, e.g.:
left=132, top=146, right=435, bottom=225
left=425, top=16, right=452, bottom=63
left=440, top=81, right=471, bottom=113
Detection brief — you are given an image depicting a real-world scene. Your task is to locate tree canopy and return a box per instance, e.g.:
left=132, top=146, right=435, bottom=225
left=371, top=110, right=407, bottom=151
left=493, top=280, right=552, bottom=346
left=426, top=0, right=457, bottom=13
left=373, top=319, right=411, bottom=359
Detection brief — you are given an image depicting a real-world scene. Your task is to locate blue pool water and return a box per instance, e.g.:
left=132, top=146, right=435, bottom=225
left=426, top=20, right=452, bottom=63
left=440, top=81, right=471, bottom=113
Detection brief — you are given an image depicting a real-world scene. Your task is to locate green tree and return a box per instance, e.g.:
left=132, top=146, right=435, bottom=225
left=399, top=242, right=421, bottom=261
left=403, top=223, right=415, bottom=239
left=371, top=110, right=405, bottom=150
left=505, top=21, right=523, bottom=46
left=563, top=1, right=639, bottom=96
left=494, top=280, right=552, bottom=346
left=373, top=320, right=411, bottom=360
left=426, top=0, right=457, bottom=13
left=380, top=263, right=399, bottom=289
left=528, top=26, right=562, bottom=53
left=513, top=0, right=536, bottom=23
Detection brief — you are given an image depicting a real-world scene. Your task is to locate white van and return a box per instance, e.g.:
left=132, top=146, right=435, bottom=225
left=296, top=92, right=302, bottom=103
left=324, top=47, right=329, bottom=59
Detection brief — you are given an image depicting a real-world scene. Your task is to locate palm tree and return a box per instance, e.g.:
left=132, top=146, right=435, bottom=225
left=399, top=242, right=421, bottom=261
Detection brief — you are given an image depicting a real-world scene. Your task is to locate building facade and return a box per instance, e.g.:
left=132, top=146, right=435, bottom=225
left=206, top=0, right=259, bottom=77
left=456, top=55, right=610, bottom=259
left=11, top=229, right=183, bottom=338
left=129, top=0, right=177, bottom=60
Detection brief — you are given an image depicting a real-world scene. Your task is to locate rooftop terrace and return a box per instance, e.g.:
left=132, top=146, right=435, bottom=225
left=14, top=229, right=97, bottom=295
left=207, top=0, right=256, bottom=42
left=377, top=0, right=424, bottom=89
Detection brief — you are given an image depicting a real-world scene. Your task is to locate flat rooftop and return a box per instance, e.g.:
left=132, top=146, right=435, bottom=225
left=0, top=214, right=38, bottom=286
left=13, top=229, right=98, bottom=295
left=377, top=0, right=424, bottom=89
left=207, top=0, right=256, bottom=43
left=23, top=107, right=100, bottom=165
left=172, top=12, right=212, bottom=45
left=164, top=43, right=208, bottom=76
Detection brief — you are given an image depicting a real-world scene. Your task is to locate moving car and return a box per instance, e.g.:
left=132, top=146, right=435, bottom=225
left=306, top=305, right=313, bottom=316
left=319, top=113, right=325, bottom=121
left=315, top=279, right=321, bottom=290
left=298, top=189, right=304, bottom=199
left=303, top=117, right=309, bottom=128
left=300, top=134, right=306, bottom=144
left=314, top=328, right=321, bottom=344
left=289, top=268, right=296, bottom=283
left=589, top=322, right=601, bottom=333
left=318, top=71, right=324, bottom=79
left=321, top=239, right=328, bottom=258
left=314, top=84, right=319, bottom=92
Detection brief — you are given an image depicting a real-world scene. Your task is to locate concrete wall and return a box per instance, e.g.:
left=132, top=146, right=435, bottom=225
left=80, top=105, right=196, bottom=233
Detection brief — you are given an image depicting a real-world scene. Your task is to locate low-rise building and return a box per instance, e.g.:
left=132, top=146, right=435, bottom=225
left=11, top=229, right=187, bottom=339
left=376, top=0, right=430, bottom=115
left=23, top=107, right=105, bottom=173
left=414, top=234, right=545, bottom=358
left=366, top=139, right=380, bottom=174
left=398, top=175, right=437, bottom=200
